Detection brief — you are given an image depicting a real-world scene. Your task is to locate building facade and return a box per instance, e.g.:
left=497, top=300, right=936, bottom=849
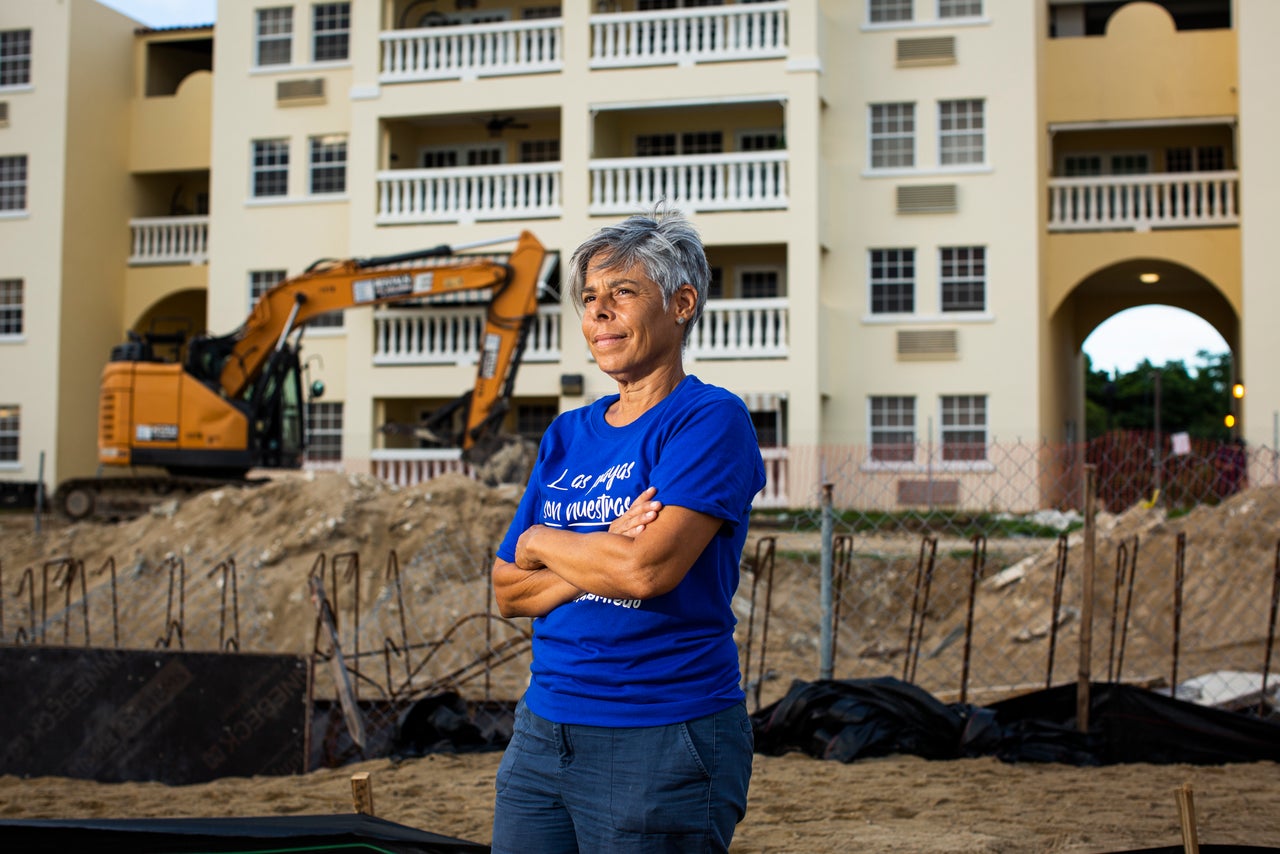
left=0, top=0, right=1268, bottom=511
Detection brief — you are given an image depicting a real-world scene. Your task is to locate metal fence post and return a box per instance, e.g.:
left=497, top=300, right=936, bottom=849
left=1077, top=464, right=1098, bottom=733
left=819, top=482, right=834, bottom=680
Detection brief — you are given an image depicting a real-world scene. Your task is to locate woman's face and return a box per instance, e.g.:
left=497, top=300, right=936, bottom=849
left=580, top=258, right=691, bottom=384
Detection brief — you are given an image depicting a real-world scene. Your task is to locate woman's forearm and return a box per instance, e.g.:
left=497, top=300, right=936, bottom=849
left=492, top=556, right=583, bottom=618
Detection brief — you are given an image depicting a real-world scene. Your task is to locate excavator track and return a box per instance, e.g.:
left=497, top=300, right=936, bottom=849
left=52, top=475, right=268, bottom=523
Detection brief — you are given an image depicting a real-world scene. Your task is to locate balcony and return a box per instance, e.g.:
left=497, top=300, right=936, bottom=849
left=373, top=304, right=562, bottom=366
left=372, top=298, right=787, bottom=366
left=371, top=445, right=790, bottom=508
left=379, top=18, right=563, bottom=83
left=589, top=151, right=789, bottom=215
left=1047, top=172, right=1240, bottom=232
left=376, top=163, right=562, bottom=225
left=128, top=216, right=209, bottom=265
left=688, top=298, right=788, bottom=360
left=590, top=2, right=788, bottom=69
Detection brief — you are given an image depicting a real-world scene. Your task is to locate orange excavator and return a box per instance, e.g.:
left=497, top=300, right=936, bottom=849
left=54, top=231, right=553, bottom=521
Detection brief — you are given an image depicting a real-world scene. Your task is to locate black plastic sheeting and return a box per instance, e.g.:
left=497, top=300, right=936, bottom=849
left=750, top=677, right=1280, bottom=766
left=0, top=813, right=489, bottom=854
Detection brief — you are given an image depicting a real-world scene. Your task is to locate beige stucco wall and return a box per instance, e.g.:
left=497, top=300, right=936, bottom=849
left=0, top=1, right=72, bottom=482
left=131, top=68, right=212, bottom=172
left=0, top=0, right=135, bottom=485
left=1043, top=2, right=1238, bottom=125
left=208, top=0, right=358, bottom=456
left=57, top=0, right=136, bottom=480
left=1238, top=0, right=1280, bottom=447
left=820, top=0, right=1044, bottom=449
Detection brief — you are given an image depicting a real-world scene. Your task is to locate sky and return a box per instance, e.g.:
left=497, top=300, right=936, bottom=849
left=97, top=0, right=1232, bottom=378
left=97, top=0, right=217, bottom=28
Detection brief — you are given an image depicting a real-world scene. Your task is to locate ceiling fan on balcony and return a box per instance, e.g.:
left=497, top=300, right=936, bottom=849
left=482, top=114, right=530, bottom=138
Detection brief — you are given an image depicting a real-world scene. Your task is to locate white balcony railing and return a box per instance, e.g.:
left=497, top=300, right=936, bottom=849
left=591, top=2, right=788, bottom=68
left=376, top=164, right=562, bottom=225
left=128, top=215, right=209, bottom=265
left=371, top=445, right=790, bottom=508
left=372, top=448, right=473, bottom=486
left=589, top=151, right=788, bottom=215
left=755, top=446, right=789, bottom=509
left=689, top=298, right=788, bottom=360
left=373, top=304, right=561, bottom=366
left=1048, top=171, right=1240, bottom=232
left=380, top=19, right=563, bottom=82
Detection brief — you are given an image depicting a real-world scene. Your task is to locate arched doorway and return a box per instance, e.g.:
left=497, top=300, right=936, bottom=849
left=1047, top=257, right=1238, bottom=446
left=131, top=288, right=207, bottom=364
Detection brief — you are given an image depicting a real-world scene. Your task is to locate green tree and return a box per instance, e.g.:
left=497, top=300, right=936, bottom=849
left=1085, top=350, right=1232, bottom=441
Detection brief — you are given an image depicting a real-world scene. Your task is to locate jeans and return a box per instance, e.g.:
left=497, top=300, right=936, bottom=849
left=491, top=699, right=754, bottom=853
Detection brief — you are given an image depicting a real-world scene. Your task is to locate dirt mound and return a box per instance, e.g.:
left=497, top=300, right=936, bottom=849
left=4, top=471, right=521, bottom=572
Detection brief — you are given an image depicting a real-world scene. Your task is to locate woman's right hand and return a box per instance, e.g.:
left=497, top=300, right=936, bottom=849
left=609, top=486, right=662, bottom=538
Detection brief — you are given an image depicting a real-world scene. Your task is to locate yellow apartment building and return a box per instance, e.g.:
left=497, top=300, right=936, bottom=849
left=0, top=0, right=1272, bottom=512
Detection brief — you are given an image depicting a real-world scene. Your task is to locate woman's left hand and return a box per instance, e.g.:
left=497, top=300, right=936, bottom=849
left=609, top=486, right=662, bottom=538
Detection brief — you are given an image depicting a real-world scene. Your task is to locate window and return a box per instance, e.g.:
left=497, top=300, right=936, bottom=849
left=0, top=29, right=32, bottom=87
left=0, top=404, right=18, bottom=462
left=256, top=7, right=293, bottom=67
left=870, top=103, right=915, bottom=169
left=305, top=401, right=343, bottom=464
left=939, top=99, right=984, bottom=166
left=635, top=132, right=723, bottom=157
left=707, top=266, right=724, bottom=300
left=420, top=144, right=504, bottom=168
left=869, top=0, right=913, bottom=23
left=312, top=3, right=350, bottom=62
left=249, top=269, right=286, bottom=311
left=870, top=249, right=915, bottom=314
left=0, top=279, right=22, bottom=335
left=520, top=139, right=560, bottom=163
left=251, top=268, right=340, bottom=328
left=1062, top=154, right=1102, bottom=177
left=522, top=6, right=562, bottom=18
left=1166, top=145, right=1224, bottom=173
left=870, top=397, right=915, bottom=462
left=938, top=0, right=982, bottom=18
left=0, top=155, right=27, bottom=211
left=738, top=130, right=784, bottom=151
left=309, top=134, right=347, bottom=194
left=251, top=140, right=289, bottom=197
left=516, top=403, right=557, bottom=441
left=940, top=247, right=985, bottom=312
left=636, top=134, right=677, bottom=158
left=750, top=410, right=782, bottom=447
left=739, top=269, right=780, bottom=299
left=941, top=395, right=987, bottom=461
left=681, top=131, right=724, bottom=155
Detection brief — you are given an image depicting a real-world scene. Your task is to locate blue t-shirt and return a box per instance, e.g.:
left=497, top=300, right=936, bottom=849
left=496, top=375, right=766, bottom=727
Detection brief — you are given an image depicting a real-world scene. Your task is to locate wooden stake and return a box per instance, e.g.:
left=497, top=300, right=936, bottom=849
left=1176, top=782, right=1200, bottom=854
left=351, top=771, right=375, bottom=816
left=1077, top=464, right=1097, bottom=733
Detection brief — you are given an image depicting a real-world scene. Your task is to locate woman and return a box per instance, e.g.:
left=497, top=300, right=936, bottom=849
left=490, top=206, right=766, bottom=853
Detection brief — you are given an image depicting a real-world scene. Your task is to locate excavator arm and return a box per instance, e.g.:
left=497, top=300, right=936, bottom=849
left=218, top=231, right=547, bottom=404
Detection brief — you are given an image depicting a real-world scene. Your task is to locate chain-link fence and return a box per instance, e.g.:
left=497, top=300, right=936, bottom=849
left=2, top=432, right=1278, bottom=770
left=737, top=434, right=1280, bottom=719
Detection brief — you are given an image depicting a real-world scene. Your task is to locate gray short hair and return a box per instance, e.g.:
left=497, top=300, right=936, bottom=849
left=566, top=202, right=710, bottom=338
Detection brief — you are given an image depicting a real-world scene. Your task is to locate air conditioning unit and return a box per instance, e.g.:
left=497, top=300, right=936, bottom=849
left=897, top=329, right=959, bottom=361
left=897, top=184, right=958, bottom=214
left=896, top=36, right=956, bottom=66
left=276, top=78, right=325, bottom=106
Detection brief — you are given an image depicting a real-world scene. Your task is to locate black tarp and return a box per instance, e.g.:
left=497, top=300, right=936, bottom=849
left=0, top=646, right=308, bottom=784
left=0, top=813, right=489, bottom=853
left=751, top=677, right=1280, bottom=766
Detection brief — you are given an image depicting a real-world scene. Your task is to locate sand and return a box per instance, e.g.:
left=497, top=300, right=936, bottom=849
left=2, top=474, right=1279, bottom=851
left=3, top=751, right=1279, bottom=852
